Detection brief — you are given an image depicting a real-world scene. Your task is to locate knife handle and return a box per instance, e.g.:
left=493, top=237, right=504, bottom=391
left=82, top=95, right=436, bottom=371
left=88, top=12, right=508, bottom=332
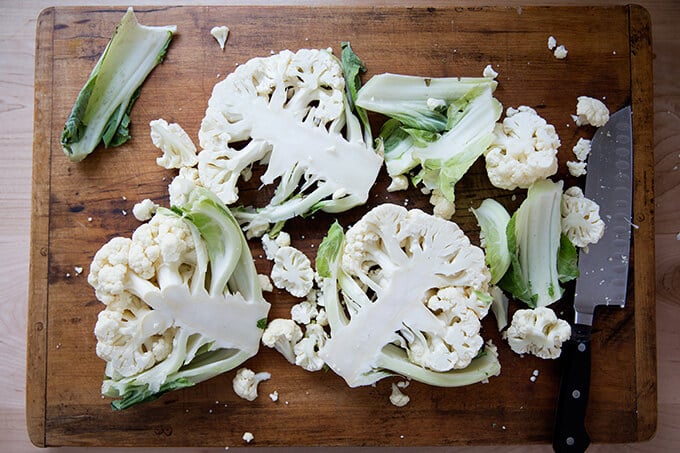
left=553, top=323, right=592, bottom=453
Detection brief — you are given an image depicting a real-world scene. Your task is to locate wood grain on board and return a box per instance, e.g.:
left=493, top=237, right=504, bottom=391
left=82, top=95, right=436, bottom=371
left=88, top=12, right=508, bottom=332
left=27, top=5, right=655, bottom=447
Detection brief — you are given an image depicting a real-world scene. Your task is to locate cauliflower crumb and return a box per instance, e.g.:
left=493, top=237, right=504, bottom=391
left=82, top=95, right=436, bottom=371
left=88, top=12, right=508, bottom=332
left=132, top=198, right=159, bottom=222
left=483, top=64, right=499, bottom=79
left=574, top=96, right=610, bottom=127
left=386, top=175, right=409, bottom=192
left=258, top=273, right=273, bottom=292
left=553, top=45, right=568, bottom=59
left=389, top=382, right=411, bottom=407
left=677, top=232, right=680, bottom=241
left=210, top=26, right=230, bottom=50
left=74, top=266, right=83, bottom=275
left=547, top=35, right=557, bottom=50
left=232, top=368, right=271, bottom=401
left=572, top=137, right=592, bottom=161
left=242, top=432, right=254, bottom=443
left=269, top=390, right=279, bottom=402
left=567, top=161, right=587, bottom=177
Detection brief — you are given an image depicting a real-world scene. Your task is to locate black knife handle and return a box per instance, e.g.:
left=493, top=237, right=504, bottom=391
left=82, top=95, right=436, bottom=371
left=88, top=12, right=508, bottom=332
left=553, top=323, right=592, bottom=453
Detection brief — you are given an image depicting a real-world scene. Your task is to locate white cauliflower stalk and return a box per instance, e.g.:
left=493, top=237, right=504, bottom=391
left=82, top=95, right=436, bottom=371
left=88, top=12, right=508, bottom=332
left=561, top=186, right=605, bottom=249
left=197, top=47, right=382, bottom=235
left=232, top=367, right=271, bottom=401
left=485, top=106, right=561, bottom=190
left=574, top=96, right=610, bottom=127
left=315, top=204, right=500, bottom=388
left=505, top=307, right=571, bottom=359
left=150, top=119, right=198, bottom=169
left=88, top=180, right=270, bottom=410
left=271, top=246, right=314, bottom=297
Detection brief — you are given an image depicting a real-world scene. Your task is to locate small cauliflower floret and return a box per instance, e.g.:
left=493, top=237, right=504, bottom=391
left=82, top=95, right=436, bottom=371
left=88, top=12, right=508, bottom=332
left=567, top=161, right=587, bottom=177
left=482, top=64, right=498, bottom=79
left=574, top=96, right=610, bottom=127
left=429, top=188, right=456, bottom=220
left=261, top=318, right=303, bottom=364
left=210, top=25, right=229, bottom=50
left=291, top=300, right=319, bottom=325
left=150, top=119, right=198, bottom=169
left=484, top=106, right=560, bottom=190
left=261, top=231, right=291, bottom=260
left=506, top=307, right=571, bottom=359
left=561, top=186, right=605, bottom=248
left=553, top=45, right=568, bottom=60
left=572, top=137, right=591, bottom=161
left=294, top=323, right=328, bottom=371
left=258, top=274, right=273, bottom=292
left=232, top=367, right=271, bottom=401
left=389, top=382, right=410, bottom=407
left=271, top=246, right=314, bottom=297
left=132, top=198, right=159, bottom=222
left=386, top=175, right=409, bottom=192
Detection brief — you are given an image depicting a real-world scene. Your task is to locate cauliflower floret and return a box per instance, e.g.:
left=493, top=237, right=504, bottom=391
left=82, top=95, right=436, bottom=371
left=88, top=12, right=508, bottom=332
left=261, top=231, right=291, bottom=260
left=484, top=106, right=560, bottom=190
left=389, top=382, right=410, bottom=407
left=210, top=25, right=229, bottom=50
left=261, top=318, right=303, bottom=364
left=271, top=246, right=314, bottom=297
left=150, top=119, right=198, bottom=169
left=294, top=323, right=328, bottom=371
left=232, top=367, right=271, bottom=401
left=482, top=64, right=498, bottom=79
left=505, top=307, right=571, bottom=359
left=574, top=96, right=610, bottom=127
left=572, top=137, right=592, bottom=161
left=553, top=45, right=568, bottom=59
left=561, top=186, right=605, bottom=248
left=291, top=300, right=319, bottom=325
left=132, top=198, right=159, bottom=222
left=429, top=188, right=456, bottom=220
left=242, top=432, right=254, bottom=443
left=386, top=174, right=409, bottom=192
left=567, top=161, right=587, bottom=177
left=258, top=274, right=273, bottom=292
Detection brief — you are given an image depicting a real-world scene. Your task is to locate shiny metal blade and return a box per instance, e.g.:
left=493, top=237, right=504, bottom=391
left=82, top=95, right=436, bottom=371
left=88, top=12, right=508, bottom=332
left=573, top=106, right=633, bottom=326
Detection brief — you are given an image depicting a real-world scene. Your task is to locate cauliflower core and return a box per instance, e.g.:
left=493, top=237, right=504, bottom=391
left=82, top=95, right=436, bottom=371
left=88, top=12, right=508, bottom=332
left=318, top=204, right=498, bottom=387
left=485, top=106, right=560, bottom=190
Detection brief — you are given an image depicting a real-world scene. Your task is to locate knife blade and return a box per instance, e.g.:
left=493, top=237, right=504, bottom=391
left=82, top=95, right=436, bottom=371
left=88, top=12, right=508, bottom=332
left=553, top=106, right=633, bottom=453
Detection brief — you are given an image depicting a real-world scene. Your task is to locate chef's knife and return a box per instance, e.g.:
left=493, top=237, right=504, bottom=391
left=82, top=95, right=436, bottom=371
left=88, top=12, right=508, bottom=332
left=553, top=106, right=633, bottom=453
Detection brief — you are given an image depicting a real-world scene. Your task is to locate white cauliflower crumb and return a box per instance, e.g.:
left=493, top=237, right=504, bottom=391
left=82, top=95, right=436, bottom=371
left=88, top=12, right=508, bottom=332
left=676, top=232, right=680, bottom=241
left=242, top=432, right=254, bottom=443
left=575, top=96, right=610, bottom=127
left=483, top=64, right=499, bottom=79
left=132, top=198, right=159, bottom=222
left=258, top=274, right=273, bottom=292
left=553, top=45, right=568, bottom=59
left=572, top=137, right=592, bottom=161
left=386, top=175, right=409, bottom=192
left=269, top=390, right=279, bottom=402
left=232, top=368, right=271, bottom=401
left=74, top=266, right=83, bottom=275
left=567, top=161, right=587, bottom=177
left=389, top=382, right=410, bottom=407
left=210, top=26, right=230, bottom=50
left=547, top=36, right=557, bottom=50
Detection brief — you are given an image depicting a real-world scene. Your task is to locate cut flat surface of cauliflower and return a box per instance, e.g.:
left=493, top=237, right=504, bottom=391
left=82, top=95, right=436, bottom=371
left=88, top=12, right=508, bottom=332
left=574, top=96, right=610, bottom=127
left=261, top=231, right=291, bottom=260
left=484, top=106, right=560, bottom=190
left=232, top=368, right=271, bottom=401
left=561, top=186, right=605, bottom=248
left=506, top=307, right=571, bottom=359
left=271, top=246, right=314, bottom=297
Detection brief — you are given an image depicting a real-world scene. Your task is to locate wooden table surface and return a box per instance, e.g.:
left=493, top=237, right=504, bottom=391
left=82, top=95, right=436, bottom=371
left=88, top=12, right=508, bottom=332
left=1, top=1, right=678, bottom=452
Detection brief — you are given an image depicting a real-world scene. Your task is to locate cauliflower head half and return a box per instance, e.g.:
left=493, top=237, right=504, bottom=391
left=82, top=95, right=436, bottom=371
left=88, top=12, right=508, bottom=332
left=315, top=204, right=501, bottom=388
left=197, top=48, right=383, bottom=236
left=88, top=180, right=270, bottom=410
left=485, top=106, right=560, bottom=191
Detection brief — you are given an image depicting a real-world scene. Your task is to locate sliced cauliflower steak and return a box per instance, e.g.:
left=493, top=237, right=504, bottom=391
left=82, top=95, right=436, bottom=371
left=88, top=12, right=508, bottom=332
left=198, top=48, right=382, bottom=235
left=316, top=204, right=500, bottom=388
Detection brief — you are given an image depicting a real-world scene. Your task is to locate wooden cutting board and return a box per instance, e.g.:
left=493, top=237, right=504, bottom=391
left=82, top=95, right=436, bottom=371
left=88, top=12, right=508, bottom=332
left=27, top=5, right=656, bottom=448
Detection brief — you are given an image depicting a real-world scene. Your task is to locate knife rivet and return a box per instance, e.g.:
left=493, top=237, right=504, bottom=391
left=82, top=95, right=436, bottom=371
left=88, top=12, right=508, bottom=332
left=566, top=437, right=575, bottom=446
left=572, top=390, right=581, bottom=399
left=578, top=343, right=586, bottom=352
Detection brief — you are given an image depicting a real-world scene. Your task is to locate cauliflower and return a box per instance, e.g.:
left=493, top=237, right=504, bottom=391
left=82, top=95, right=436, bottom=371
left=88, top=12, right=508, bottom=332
left=232, top=368, right=271, bottom=401
left=547, top=36, right=557, bottom=50
left=553, top=45, right=568, bottom=59
left=386, top=175, right=409, bottom=192
left=271, top=246, right=314, bottom=297
left=482, top=64, right=499, bottom=79
left=572, top=137, right=591, bottom=161
left=210, top=25, right=229, bottom=50
left=389, top=382, right=410, bottom=407
left=88, top=180, right=270, bottom=410
left=197, top=47, right=382, bottom=235
left=561, top=186, right=605, bottom=249
left=429, top=188, right=456, bottom=220
left=574, top=96, right=610, bottom=127
left=132, top=198, right=159, bottom=222
left=484, top=106, right=560, bottom=190
left=261, top=318, right=303, bottom=364
left=294, top=323, right=328, bottom=371
left=291, top=300, right=319, bottom=325
left=261, top=231, right=291, bottom=260
left=567, top=161, right=587, bottom=177
left=150, top=119, right=198, bottom=169
left=315, top=204, right=500, bottom=388
left=505, top=307, right=571, bottom=359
